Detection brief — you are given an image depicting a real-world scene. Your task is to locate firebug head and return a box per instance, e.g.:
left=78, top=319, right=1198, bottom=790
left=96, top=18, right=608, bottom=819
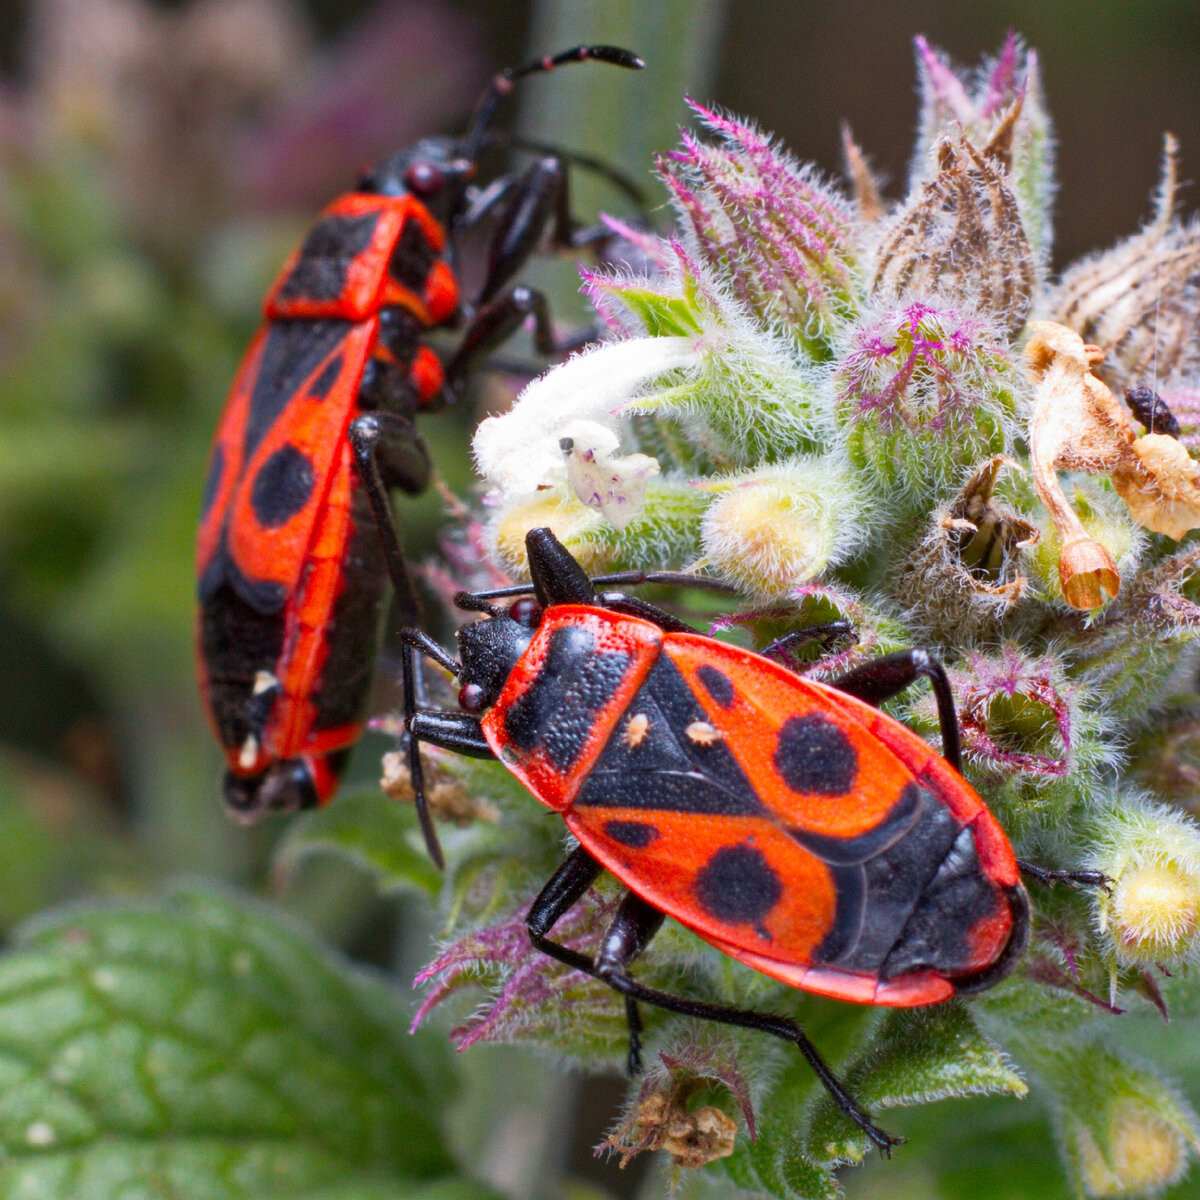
left=456, top=612, right=536, bottom=711
left=359, top=138, right=475, bottom=225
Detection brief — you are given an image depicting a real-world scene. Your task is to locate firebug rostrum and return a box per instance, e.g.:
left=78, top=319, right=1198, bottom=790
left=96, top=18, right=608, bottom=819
left=397, top=527, right=1103, bottom=1150
left=195, top=47, right=643, bottom=839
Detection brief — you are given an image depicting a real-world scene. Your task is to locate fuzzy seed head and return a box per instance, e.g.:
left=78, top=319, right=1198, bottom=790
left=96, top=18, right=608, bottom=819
left=873, top=134, right=1034, bottom=335
left=700, top=461, right=853, bottom=597
left=912, top=34, right=1055, bottom=259
left=836, top=300, right=1016, bottom=501
left=1078, top=1102, right=1190, bottom=1197
left=1054, top=137, right=1200, bottom=391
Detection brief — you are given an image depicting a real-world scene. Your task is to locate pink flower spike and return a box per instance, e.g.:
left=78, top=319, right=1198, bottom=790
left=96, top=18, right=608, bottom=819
left=981, top=30, right=1023, bottom=118
left=914, top=35, right=974, bottom=125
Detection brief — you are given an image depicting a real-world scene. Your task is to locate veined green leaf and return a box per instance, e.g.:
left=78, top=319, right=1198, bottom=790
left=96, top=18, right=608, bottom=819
left=0, top=883, right=455, bottom=1198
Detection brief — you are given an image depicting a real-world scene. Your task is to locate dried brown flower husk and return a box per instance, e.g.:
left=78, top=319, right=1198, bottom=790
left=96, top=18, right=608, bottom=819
left=1054, top=135, right=1200, bottom=388
left=873, top=121, right=1035, bottom=335
left=897, top=456, right=1038, bottom=637
left=381, top=750, right=500, bottom=827
left=1026, top=322, right=1200, bottom=608
left=603, top=1085, right=738, bottom=1170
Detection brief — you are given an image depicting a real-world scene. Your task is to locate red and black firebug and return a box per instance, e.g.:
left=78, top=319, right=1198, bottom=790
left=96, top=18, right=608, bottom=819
left=195, top=47, right=643, bottom=839
left=395, top=526, right=1102, bottom=1150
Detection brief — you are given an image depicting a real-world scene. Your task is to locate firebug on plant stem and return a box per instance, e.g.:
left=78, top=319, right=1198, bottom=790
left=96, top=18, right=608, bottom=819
left=194, top=46, right=643, bottom=847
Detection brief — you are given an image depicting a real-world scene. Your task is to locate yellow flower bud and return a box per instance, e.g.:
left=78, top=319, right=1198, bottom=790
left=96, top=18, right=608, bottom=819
left=1094, top=801, right=1200, bottom=967
left=700, top=461, right=854, bottom=598
left=1109, top=861, right=1200, bottom=964
left=491, top=490, right=612, bottom=578
left=1077, top=1101, right=1190, bottom=1197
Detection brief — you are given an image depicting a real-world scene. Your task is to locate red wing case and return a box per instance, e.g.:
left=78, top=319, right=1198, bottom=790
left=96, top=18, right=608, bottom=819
left=564, top=632, right=1023, bottom=1006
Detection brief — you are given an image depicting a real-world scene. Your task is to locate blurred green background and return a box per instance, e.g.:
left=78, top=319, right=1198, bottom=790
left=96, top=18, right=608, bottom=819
left=0, top=1, right=1198, bottom=1196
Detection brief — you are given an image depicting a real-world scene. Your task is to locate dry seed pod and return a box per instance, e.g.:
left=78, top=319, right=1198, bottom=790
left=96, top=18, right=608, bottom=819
left=1054, top=135, right=1200, bottom=387
left=604, top=1084, right=738, bottom=1170
left=897, top=456, right=1038, bottom=637
left=381, top=751, right=500, bottom=826
left=873, top=131, right=1035, bottom=335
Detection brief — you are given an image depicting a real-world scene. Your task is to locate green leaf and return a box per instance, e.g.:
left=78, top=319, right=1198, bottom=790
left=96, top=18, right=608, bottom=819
left=806, top=1003, right=1026, bottom=1166
left=612, top=288, right=703, bottom=338
left=297, top=1181, right=504, bottom=1200
left=725, top=1129, right=841, bottom=1200
left=0, top=883, right=455, bottom=1198
left=274, top=789, right=441, bottom=897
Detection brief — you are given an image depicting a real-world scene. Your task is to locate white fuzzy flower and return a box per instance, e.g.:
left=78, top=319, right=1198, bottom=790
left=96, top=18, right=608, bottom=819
left=472, top=337, right=694, bottom=503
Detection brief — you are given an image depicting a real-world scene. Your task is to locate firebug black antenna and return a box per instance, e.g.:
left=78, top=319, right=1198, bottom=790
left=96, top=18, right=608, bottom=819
left=460, top=45, right=644, bottom=163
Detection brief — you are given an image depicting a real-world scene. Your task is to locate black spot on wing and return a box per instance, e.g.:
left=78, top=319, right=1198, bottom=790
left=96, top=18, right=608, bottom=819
left=695, top=844, right=782, bottom=926
left=604, top=819, right=660, bottom=848
left=251, top=444, right=316, bottom=529
left=276, top=211, right=380, bottom=303
left=774, top=713, right=858, bottom=795
left=200, top=443, right=224, bottom=523
left=504, top=624, right=632, bottom=772
left=576, top=654, right=764, bottom=816
left=197, top=545, right=286, bottom=613
left=809, top=782, right=966, bottom=975
left=309, top=353, right=344, bottom=400
left=389, top=216, right=439, bottom=291
left=696, top=664, right=735, bottom=708
left=244, top=320, right=353, bottom=462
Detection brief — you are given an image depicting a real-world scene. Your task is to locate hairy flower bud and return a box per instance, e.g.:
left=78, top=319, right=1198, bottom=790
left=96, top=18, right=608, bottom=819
left=699, top=460, right=857, bottom=597
left=1094, top=800, right=1200, bottom=967
left=491, top=491, right=612, bottom=578
left=1054, top=1048, right=1200, bottom=1198
left=1078, top=1103, right=1190, bottom=1197
left=659, top=101, right=859, bottom=357
left=835, top=300, right=1017, bottom=503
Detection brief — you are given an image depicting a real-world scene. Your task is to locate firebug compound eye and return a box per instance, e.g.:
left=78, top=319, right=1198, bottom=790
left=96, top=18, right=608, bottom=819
left=459, top=682, right=487, bottom=713
left=405, top=161, right=444, bottom=196
left=509, top=598, right=543, bottom=627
